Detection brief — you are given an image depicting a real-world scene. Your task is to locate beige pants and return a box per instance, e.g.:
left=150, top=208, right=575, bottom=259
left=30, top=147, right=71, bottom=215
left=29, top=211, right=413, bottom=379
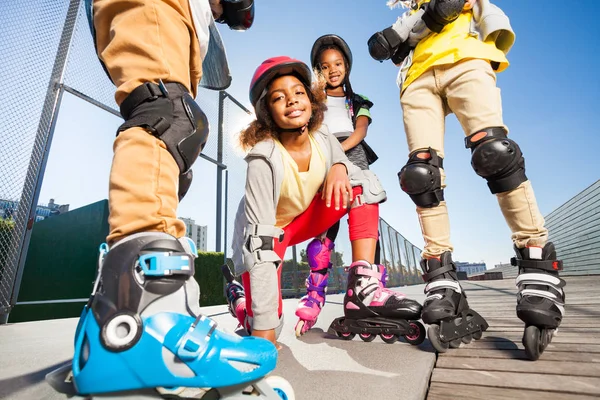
left=93, top=0, right=203, bottom=243
left=401, top=59, right=548, bottom=259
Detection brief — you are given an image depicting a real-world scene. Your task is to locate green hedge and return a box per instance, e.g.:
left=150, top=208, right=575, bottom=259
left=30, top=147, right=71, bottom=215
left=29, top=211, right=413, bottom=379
left=194, top=251, right=226, bottom=307
left=8, top=199, right=227, bottom=322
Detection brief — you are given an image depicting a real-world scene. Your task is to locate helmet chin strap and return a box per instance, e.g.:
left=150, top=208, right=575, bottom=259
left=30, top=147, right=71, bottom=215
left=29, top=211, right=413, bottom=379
left=278, top=123, right=308, bottom=134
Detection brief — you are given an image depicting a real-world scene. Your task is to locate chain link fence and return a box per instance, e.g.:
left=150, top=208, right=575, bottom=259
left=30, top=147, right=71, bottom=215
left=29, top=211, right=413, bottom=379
left=0, top=0, right=424, bottom=322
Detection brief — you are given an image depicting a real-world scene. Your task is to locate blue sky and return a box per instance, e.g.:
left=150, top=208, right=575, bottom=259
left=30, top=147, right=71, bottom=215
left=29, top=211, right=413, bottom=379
left=3, top=1, right=600, bottom=268
left=215, top=0, right=600, bottom=266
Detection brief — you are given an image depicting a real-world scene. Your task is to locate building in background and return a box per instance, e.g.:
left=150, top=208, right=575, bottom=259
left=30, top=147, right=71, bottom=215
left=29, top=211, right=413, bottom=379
left=179, top=217, right=207, bottom=252
left=545, top=179, right=600, bottom=275
left=494, top=262, right=512, bottom=270
left=0, top=198, right=69, bottom=222
left=455, top=261, right=487, bottom=276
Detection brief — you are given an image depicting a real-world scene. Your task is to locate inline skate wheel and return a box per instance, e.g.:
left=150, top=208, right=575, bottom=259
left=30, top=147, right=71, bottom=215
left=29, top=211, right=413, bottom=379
left=295, top=320, right=305, bottom=338
left=359, top=333, right=376, bottom=342
left=266, top=375, right=295, bottom=400
left=461, top=334, right=472, bottom=344
left=449, top=338, right=462, bottom=348
left=472, top=330, right=483, bottom=340
left=523, top=325, right=543, bottom=361
left=427, top=324, right=449, bottom=353
left=380, top=333, right=398, bottom=344
left=404, top=321, right=426, bottom=346
left=337, top=331, right=355, bottom=341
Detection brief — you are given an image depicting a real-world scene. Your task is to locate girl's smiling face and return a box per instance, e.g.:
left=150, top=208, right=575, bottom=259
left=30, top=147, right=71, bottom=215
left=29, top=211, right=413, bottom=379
left=267, top=75, right=312, bottom=130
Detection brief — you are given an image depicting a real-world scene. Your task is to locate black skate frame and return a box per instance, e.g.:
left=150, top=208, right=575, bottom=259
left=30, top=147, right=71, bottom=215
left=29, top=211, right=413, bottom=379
left=438, top=308, right=489, bottom=343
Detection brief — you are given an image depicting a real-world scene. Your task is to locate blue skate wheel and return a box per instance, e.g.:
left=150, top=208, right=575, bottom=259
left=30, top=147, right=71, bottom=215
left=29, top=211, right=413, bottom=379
left=266, top=376, right=295, bottom=400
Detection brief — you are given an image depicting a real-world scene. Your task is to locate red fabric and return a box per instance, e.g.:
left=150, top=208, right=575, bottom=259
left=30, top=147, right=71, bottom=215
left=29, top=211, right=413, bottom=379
left=242, top=186, right=378, bottom=319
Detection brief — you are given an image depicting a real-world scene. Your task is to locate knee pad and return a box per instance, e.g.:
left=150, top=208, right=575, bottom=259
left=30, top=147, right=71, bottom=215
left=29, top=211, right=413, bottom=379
left=465, top=127, right=527, bottom=194
left=398, top=148, right=444, bottom=208
left=90, top=232, right=198, bottom=352
left=118, top=81, right=209, bottom=200
left=306, top=237, right=335, bottom=272
left=422, top=0, right=466, bottom=33
left=242, top=224, right=284, bottom=272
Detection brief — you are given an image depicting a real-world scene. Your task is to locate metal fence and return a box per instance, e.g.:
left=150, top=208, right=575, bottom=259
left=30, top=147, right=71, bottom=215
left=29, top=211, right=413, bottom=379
left=0, top=0, right=424, bottom=323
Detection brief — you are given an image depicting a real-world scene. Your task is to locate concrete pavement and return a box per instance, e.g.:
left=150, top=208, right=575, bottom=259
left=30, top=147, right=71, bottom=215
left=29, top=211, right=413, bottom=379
left=0, top=284, right=435, bottom=400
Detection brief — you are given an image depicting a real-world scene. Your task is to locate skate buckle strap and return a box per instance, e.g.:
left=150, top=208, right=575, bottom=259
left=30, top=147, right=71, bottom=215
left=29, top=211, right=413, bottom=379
left=356, top=266, right=382, bottom=280
left=176, top=315, right=216, bottom=361
left=422, top=262, right=455, bottom=282
left=247, top=223, right=285, bottom=243
left=425, top=279, right=462, bottom=294
left=516, top=273, right=565, bottom=289
left=306, top=282, right=327, bottom=294
left=138, top=251, right=194, bottom=277
left=511, top=257, right=563, bottom=272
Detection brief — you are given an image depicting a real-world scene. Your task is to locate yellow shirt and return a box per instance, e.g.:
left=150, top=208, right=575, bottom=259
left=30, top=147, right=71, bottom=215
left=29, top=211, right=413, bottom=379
left=403, top=0, right=509, bottom=91
left=274, top=134, right=327, bottom=228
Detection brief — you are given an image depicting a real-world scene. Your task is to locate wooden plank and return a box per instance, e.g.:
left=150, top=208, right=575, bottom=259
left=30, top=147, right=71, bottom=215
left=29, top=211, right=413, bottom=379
left=430, top=368, right=600, bottom=395
left=454, top=340, right=600, bottom=353
left=438, top=348, right=600, bottom=363
left=474, top=334, right=600, bottom=345
left=436, top=357, right=600, bottom=377
left=427, top=382, right=600, bottom=400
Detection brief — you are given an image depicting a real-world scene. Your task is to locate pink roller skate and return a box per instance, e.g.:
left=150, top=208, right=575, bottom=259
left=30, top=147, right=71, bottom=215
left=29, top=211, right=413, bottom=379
left=295, top=237, right=334, bottom=337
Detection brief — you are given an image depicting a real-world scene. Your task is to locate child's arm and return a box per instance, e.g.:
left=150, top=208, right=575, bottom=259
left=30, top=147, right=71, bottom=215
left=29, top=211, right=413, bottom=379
left=341, top=116, right=369, bottom=152
left=368, top=0, right=466, bottom=64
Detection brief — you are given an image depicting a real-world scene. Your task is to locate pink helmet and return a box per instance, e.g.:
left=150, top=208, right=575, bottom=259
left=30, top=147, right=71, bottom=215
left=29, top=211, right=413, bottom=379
left=249, top=56, right=312, bottom=109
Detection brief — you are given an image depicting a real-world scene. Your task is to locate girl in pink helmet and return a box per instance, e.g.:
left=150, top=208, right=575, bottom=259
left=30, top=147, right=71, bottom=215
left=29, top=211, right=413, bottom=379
left=225, top=56, right=422, bottom=347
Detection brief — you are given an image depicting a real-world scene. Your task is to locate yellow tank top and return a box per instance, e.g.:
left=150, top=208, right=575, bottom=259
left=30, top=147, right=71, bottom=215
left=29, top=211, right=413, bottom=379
left=403, top=1, right=509, bottom=91
left=274, top=134, right=326, bottom=228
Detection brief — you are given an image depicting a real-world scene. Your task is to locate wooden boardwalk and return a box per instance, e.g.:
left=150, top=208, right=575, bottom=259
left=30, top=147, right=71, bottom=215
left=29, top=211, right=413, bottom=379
left=427, top=276, right=600, bottom=400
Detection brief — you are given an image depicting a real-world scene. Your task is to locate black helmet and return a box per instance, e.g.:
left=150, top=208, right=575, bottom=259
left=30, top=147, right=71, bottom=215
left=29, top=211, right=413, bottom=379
left=310, top=34, right=353, bottom=72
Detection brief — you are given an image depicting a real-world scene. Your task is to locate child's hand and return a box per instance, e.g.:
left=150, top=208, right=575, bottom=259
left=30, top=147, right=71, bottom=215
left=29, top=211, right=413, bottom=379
left=322, top=163, right=353, bottom=210
left=464, top=0, right=477, bottom=10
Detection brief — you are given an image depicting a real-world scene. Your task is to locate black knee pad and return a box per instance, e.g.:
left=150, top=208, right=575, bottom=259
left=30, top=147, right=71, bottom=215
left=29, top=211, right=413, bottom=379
left=398, top=148, right=444, bottom=208
left=422, top=0, right=466, bottom=33
left=118, top=82, right=209, bottom=200
left=465, top=127, right=527, bottom=194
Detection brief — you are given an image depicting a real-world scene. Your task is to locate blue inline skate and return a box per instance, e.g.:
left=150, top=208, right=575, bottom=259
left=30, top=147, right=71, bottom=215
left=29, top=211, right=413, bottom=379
left=46, top=232, right=293, bottom=399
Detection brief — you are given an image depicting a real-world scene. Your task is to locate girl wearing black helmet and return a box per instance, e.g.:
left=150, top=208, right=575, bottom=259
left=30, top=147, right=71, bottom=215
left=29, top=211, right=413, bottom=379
left=295, top=35, right=384, bottom=337
left=224, top=56, right=421, bottom=347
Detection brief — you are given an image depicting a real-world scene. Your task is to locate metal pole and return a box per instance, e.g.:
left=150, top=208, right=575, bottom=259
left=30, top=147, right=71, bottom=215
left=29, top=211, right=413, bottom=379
left=292, top=245, right=299, bottom=297
left=223, top=169, right=229, bottom=260
left=1, top=0, right=81, bottom=324
left=215, top=91, right=226, bottom=252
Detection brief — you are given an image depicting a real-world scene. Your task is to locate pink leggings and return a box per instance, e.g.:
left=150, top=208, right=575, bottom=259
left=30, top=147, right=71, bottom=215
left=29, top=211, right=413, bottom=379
left=241, top=186, right=378, bottom=321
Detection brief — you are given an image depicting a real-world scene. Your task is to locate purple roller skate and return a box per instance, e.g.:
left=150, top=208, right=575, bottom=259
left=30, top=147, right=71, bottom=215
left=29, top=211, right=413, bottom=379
left=295, top=237, right=334, bottom=337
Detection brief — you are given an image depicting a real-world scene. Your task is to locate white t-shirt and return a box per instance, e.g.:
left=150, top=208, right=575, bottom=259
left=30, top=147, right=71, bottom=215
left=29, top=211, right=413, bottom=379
left=323, top=95, right=354, bottom=138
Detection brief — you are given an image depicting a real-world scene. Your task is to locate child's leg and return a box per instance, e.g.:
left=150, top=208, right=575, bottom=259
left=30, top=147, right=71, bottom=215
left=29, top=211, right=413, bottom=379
left=444, top=58, right=564, bottom=358
left=400, top=64, right=488, bottom=350
left=94, top=0, right=204, bottom=243
left=444, top=58, right=548, bottom=247
left=400, top=68, right=452, bottom=259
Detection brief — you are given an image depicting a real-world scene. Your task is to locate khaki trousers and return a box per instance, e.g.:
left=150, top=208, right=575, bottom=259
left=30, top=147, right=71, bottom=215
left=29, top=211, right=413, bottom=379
left=93, top=0, right=202, bottom=243
left=401, top=59, right=548, bottom=259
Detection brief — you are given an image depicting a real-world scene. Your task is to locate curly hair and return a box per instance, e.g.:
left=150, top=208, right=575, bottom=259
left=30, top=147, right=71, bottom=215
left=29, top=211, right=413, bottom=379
left=239, top=75, right=327, bottom=151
